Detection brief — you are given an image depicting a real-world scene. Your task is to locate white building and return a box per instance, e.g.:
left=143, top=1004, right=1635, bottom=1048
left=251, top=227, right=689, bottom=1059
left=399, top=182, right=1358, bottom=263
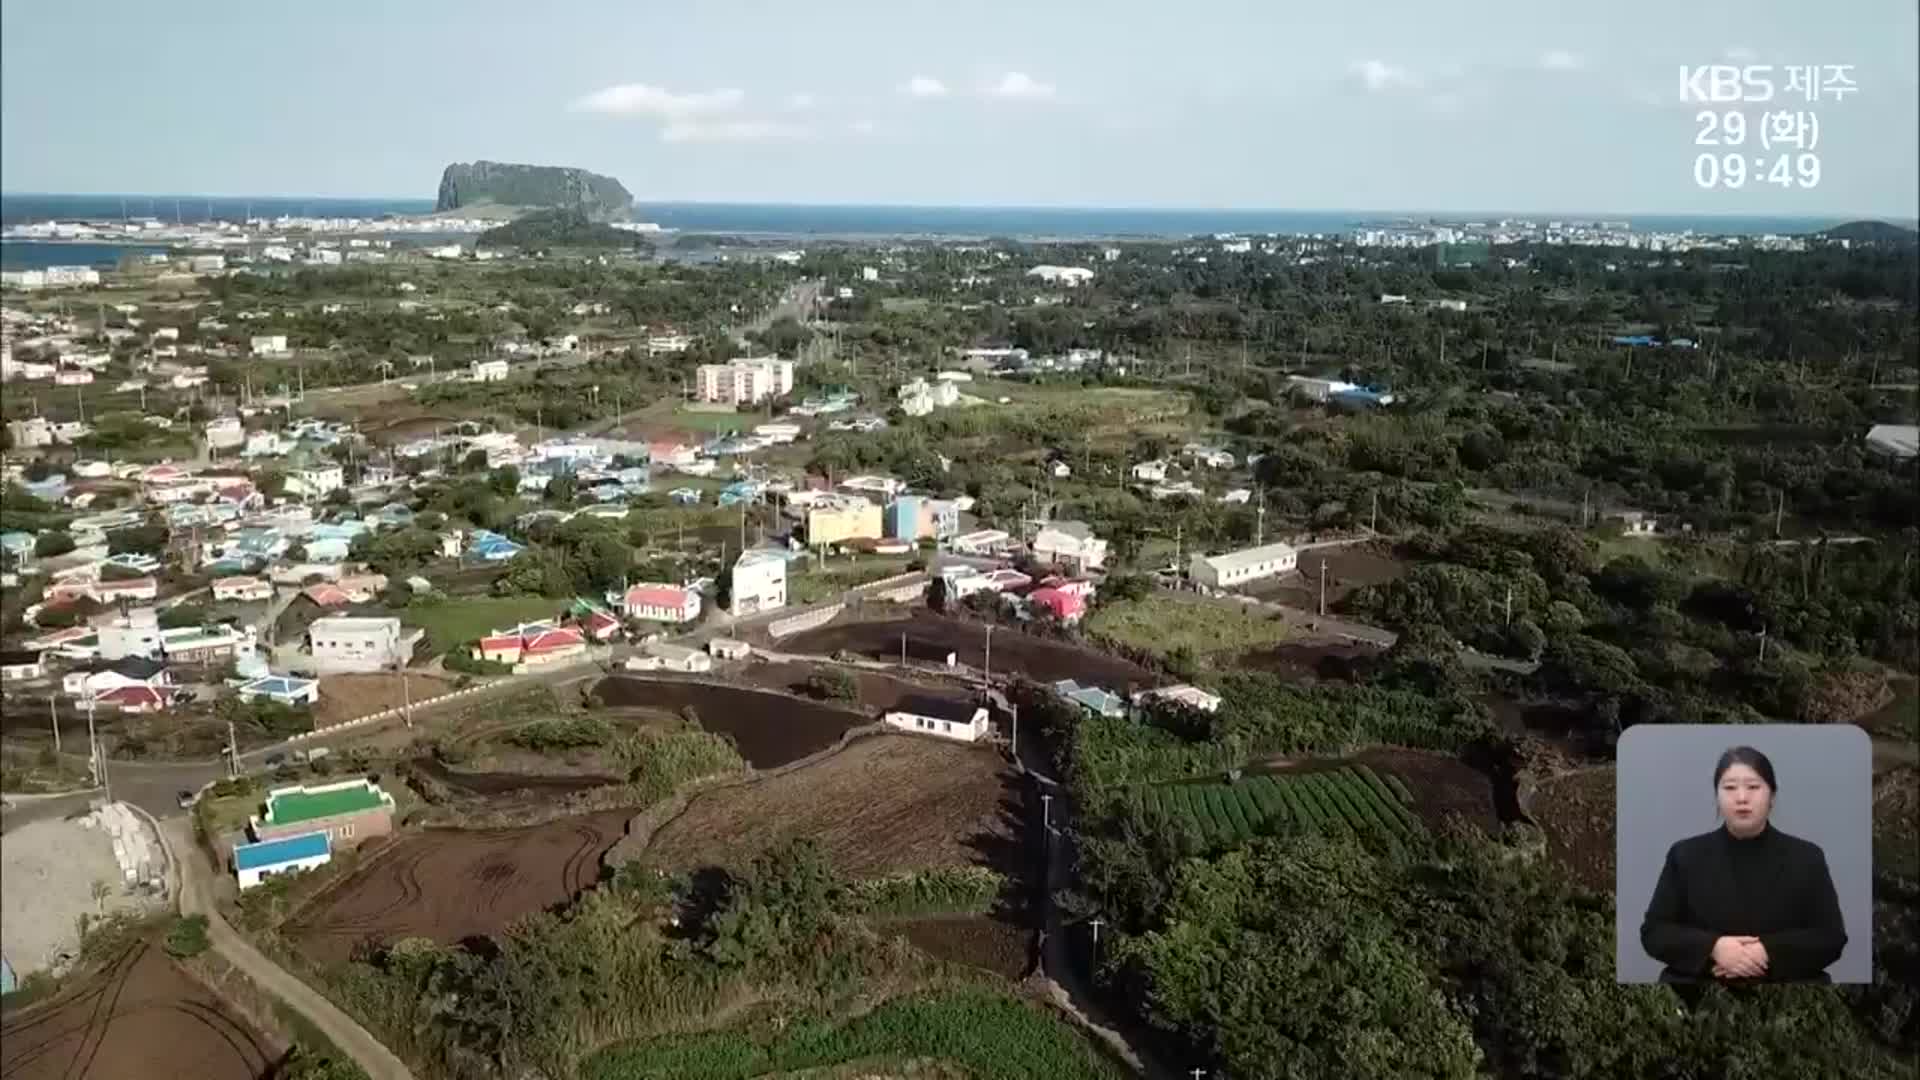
left=1031, top=521, right=1108, bottom=573
left=250, top=334, right=289, bottom=358
left=1130, top=460, right=1170, bottom=483
left=470, top=358, right=509, bottom=382
left=1026, top=265, right=1095, bottom=287
left=695, top=356, right=795, bottom=405
left=292, top=465, right=345, bottom=498
left=1189, top=542, right=1299, bottom=590
left=307, top=616, right=420, bottom=674
left=233, top=831, right=331, bottom=890
left=622, top=583, right=703, bottom=624
left=6, top=417, right=53, bottom=449
left=205, top=416, right=245, bottom=450
left=646, top=330, right=692, bottom=356
left=1285, top=375, right=1358, bottom=403
left=897, top=377, right=960, bottom=417
left=730, top=550, right=788, bottom=617
left=189, top=254, right=227, bottom=274
left=1133, top=684, right=1223, bottom=713
left=1866, top=424, right=1919, bottom=461
left=99, top=608, right=164, bottom=661
left=882, top=699, right=992, bottom=742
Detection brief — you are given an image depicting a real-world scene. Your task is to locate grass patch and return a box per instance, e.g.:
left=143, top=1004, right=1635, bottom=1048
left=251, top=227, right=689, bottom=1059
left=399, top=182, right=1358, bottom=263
left=787, top=556, right=916, bottom=606
left=404, top=594, right=565, bottom=655
left=581, top=989, right=1123, bottom=1080
left=1086, top=592, right=1295, bottom=662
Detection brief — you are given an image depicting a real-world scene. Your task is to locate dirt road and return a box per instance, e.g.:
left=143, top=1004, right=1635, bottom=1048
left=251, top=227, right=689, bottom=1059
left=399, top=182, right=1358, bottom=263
left=158, top=817, right=416, bottom=1080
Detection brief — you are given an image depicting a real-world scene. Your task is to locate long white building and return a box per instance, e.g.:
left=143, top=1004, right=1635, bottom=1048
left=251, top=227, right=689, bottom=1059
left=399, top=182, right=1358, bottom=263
left=1188, top=542, right=1299, bottom=590
left=696, top=356, right=794, bottom=405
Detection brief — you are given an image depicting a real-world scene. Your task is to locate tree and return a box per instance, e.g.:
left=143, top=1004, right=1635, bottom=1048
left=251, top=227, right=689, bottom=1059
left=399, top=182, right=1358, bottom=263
left=804, top=669, right=860, bottom=702
left=107, top=524, right=169, bottom=556
left=35, top=532, right=76, bottom=557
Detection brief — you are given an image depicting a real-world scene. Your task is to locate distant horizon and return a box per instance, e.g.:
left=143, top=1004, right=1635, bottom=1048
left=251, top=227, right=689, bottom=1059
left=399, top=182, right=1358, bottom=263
left=2, top=191, right=1914, bottom=226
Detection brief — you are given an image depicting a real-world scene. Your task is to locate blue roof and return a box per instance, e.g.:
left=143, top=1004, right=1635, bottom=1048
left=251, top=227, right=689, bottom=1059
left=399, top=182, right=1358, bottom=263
left=234, top=830, right=330, bottom=871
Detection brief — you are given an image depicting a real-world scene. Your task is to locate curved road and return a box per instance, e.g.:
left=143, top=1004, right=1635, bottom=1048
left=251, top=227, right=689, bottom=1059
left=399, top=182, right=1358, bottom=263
left=158, top=816, right=416, bottom=1080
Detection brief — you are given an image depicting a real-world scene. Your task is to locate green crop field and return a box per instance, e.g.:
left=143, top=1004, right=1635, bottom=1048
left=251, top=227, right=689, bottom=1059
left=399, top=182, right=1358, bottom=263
left=1143, top=765, right=1421, bottom=849
left=582, top=989, right=1123, bottom=1079
left=404, top=594, right=568, bottom=654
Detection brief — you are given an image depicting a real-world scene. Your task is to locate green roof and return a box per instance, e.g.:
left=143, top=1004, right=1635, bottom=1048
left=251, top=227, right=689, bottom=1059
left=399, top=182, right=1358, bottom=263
left=264, top=783, right=389, bottom=826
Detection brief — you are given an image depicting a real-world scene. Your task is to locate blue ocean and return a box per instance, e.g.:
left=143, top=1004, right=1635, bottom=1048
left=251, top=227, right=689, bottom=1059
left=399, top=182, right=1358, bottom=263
left=0, top=191, right=1882, bottom=269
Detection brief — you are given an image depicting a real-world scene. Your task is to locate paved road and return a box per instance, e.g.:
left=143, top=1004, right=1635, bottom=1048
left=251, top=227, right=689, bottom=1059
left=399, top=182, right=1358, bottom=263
left=159, top=817, right=417, bottom=1080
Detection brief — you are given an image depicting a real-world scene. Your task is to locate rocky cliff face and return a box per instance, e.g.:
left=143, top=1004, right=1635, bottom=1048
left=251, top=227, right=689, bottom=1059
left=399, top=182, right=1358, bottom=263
left=434, top=160, right=633, bottom=218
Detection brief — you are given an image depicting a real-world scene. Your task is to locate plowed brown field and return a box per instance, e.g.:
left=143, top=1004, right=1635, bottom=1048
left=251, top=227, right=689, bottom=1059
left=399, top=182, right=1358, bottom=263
left=286, top=810, right=629, bottom=966
left=0, top=943, right=276, bottom=1080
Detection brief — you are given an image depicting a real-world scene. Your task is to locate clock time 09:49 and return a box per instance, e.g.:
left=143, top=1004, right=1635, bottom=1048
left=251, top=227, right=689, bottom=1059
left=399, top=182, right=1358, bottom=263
left=1694, top=152, right=1820, bottom=189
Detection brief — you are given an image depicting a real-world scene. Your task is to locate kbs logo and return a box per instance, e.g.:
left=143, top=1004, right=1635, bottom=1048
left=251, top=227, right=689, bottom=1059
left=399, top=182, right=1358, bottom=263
left=1679, top=65, right=1775, bottom=103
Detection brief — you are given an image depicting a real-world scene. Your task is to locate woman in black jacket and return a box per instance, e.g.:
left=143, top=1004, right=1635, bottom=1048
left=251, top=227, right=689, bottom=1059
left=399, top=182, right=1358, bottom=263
left=1639, top=745, right=1848, bottom=984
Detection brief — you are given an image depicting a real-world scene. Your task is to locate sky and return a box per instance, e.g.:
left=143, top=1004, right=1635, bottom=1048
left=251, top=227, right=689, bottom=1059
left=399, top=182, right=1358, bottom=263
left=3, top=0, right=1916, bottom=217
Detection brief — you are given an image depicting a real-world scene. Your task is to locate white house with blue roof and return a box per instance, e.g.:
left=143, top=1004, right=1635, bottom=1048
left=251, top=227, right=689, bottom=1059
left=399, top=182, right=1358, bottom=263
left=232, top=830, right=331, bottom=889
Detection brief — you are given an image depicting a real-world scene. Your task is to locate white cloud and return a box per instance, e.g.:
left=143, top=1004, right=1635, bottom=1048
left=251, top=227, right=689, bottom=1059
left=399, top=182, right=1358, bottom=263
left=982, top=71, right=1057, bottom=101
left=848, top=119, right=878, bottom=136
left=784, top=93, right=818, bottom=111
left=660, top=119, right=811, bottom=143
left=1539, top=50, right=1582, bottom=71
left=570, top=83, right=745, bottom=118
left=1351, top=60, right=1420, bottom=92
left=901, top=75, right=949, bottom=98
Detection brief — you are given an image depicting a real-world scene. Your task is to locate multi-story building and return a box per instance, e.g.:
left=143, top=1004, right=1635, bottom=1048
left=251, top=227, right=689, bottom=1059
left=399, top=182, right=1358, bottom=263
left=695, top=356, right=794, bottom=405
left=804, top=497, right=884, bottom=547
left=306, top=616, right=420, bottom=673
left=1031, top=521, right=1108, bottom=574
left=730, top=550, right=788, bottom=617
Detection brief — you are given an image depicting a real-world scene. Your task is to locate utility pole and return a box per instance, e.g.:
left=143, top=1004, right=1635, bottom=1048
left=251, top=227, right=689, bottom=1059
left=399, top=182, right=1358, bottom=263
left=900, top=631, right=907, bottom=669
left=227, top=719, right=239, bottom=779
left=1581, top=488, right=1591, bottom=528
left=984, top=624, right=994, bottom=684
left=1010, top=703, right=1019, bottom=758
left=49, top=694, right=61, bottom=753
left=1090, top=916, right=1105, bottom=966
left=1504, top=585, right=1514, bottom=628
left=1774, top=490, right=1785, bottom=538
left=1041, top=792, right=1053, bottom=832
left=1370, top=490, right=1379, bottom=534
left=1255, top=488, right=1266, bottom=547
left=1758, top=626, right=1769, bottom=663
left=1318, top=558, right=1327, bottom=616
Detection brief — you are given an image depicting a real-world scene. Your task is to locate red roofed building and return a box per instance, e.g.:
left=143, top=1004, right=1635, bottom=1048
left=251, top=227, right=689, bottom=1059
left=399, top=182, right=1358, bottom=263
left=95, top=684, right=169, bottom=714
left=472, top=622, right=587, bottom=668
left=1027, top=585, right=1088, bottom=624
left=576, top=608, right=622, bottom=641
left=302, top=583, right=353, bottom=607
left=621, top=583, right=702, bottom=624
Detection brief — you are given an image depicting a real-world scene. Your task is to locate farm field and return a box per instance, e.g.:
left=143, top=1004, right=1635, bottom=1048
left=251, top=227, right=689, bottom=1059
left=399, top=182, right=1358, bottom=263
left=592, top=676, right=861, bottom=768
left=1147, top=765, right=1422, bottom=849
left=1873, top=764, right=1918, bottom=882
left=310, top=671, right=454, bottom=728
left=1254, top=543, right=1408, bottom=610
left=286, top=810, right=629, bottom=966
left=1086, top=592, right=1296, bottom=662
left=0, top=943, right=278, bottom=1080
left=878, top=913, right=1033, bottom=980
left=1350, top=747, right=1508, bottom=831
left=1234, top=640, right=1381, bottom=683
left=403, top=594, right=572, bottom=655
left=580, top=988, right=1125, bottom=1080
left=1531, top=765, right=1617, bottom=891
left=637, top=735, right=1021, bottom=879
left=781, top=614, right=1155, bottom=689
left=740, top=660, right=976, bottom=714
left=786, top=556, right=917, bottom=606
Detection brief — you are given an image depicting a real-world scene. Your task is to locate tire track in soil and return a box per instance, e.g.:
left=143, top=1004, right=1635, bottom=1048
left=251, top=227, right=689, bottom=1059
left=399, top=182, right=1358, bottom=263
left=63, top=945, right=142, bottom=1080
left=0, top=950, right=138, bottom=1080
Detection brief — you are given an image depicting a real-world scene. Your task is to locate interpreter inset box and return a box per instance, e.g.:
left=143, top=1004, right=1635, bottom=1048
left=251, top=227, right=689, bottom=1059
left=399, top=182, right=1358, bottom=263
left=1615, top=724, right=1872, bottom=985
